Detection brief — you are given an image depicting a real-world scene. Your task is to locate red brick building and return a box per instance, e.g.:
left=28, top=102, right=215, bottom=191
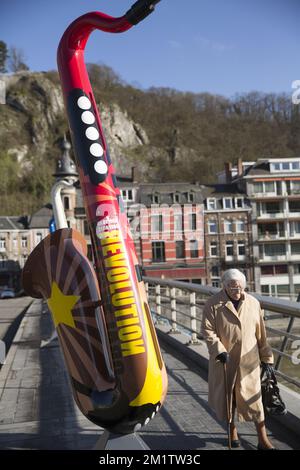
left=119, top=182, right=206, bottom=283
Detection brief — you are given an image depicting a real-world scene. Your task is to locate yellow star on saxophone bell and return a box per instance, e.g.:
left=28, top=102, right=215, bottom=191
left=47, top=281, right=80, bottom=329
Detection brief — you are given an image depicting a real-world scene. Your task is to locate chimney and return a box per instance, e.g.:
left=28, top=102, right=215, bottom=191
left=237, top=158, right=243, bottom=177
left=224, top=162, right=232, bottom=183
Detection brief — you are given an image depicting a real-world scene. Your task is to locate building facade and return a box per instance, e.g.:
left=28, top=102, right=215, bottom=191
left=203, top=184, right=254, bottom=289
left=236, top=158, right=300, bottom=298
left=133, top=183, right=206, bottom=282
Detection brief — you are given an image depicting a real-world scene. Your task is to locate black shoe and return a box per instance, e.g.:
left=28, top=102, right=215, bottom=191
left=231, top=439, right=240, bottom=448
left=257, top=444, right=276, bottom=450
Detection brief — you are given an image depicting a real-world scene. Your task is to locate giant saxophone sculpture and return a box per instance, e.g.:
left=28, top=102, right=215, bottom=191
left=22, top=0, right=167, bottom=434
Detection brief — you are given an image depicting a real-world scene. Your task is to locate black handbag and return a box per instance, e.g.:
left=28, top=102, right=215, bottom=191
left=261, top=365, right=287, bottom=416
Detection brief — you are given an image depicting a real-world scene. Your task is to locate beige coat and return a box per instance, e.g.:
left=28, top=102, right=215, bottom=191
left=201, top=290, right=273, bottom=423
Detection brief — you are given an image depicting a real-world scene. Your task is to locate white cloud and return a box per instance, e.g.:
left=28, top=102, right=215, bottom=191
left=194, top=35, right=234, bottom=52
left=168, top=40, right=184, bottom=50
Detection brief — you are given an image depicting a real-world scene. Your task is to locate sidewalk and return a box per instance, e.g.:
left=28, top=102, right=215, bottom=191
left=0, top=300, right=299, bottom=450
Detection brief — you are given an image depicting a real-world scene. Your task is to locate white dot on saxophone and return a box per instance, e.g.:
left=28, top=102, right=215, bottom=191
left=151, top=412, right=155, bottom=419
left=81, top=110, right=95, bottom=125
left=77, top=96, right=91, bottom=110
left=85, top=126, right=99, bottom=140
left=94, top=160, right=108, bottom=175
left=134, top=423, right=142, bottom=432
left=156, top=405, right=159, bottom=412
left=90, top=143, right=104, bottom=157
left=144, top=418, right=150, bottom=425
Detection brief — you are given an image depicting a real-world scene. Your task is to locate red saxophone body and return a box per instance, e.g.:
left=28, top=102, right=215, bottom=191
left=23, top=1, right=167, bottom=435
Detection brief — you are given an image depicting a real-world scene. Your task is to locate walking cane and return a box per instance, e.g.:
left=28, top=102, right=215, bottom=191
left=223, top=362, right=232, bottom=450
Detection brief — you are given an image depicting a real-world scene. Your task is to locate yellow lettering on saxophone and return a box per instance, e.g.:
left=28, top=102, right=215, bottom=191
left=102, top=243, right=122, bottom=256
left=109, top=280, right=131, bottom=294
left=104, top=253, right=127, bottom=268
left=100, top=230, right=145, bottom=357
left=115, top=305, right=138, bottom=318
left=121, top=339, right=146, bottom=357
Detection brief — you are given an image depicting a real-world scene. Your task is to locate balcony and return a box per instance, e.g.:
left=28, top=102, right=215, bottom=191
left=287, top=211, right=300, bottom=218
left=258, top=233, right=286, bottom=241
left=252, top=192, right=279, bottom=198
left=257, top=212, right=285, bottom=220
left=258, top=254, right=287, bottom=262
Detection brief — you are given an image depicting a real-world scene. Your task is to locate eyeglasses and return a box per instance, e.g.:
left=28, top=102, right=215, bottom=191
left=227, top=286, right=243, bottom=292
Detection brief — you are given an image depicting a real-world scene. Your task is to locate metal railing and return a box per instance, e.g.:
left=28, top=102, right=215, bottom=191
left=144, top=276, right=300, bottom=390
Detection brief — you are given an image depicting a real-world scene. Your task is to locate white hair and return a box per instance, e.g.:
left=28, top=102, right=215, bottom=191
left=221, top=269, right=246, bottom=289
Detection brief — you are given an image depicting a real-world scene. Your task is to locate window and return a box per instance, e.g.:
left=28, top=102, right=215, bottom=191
left=212, top=280, right=220, bottom=287
left=282, top=162, right=290, bottom=171
left=210, top=242, right=218, bottom=257
left=176, top=241, right=185, bottom=259
left=277, top=285, right=290, bottom=295
left=152, top=241, right=165, bottom=262
left=84, top=220, right=90, bottom=236
left=237, top=241, right=245, bottom=256
left=173, top=193, right=180, bottom=203
left=174, top=213, right=183, bottom=232
left=0, top=238, right=6, bottom=249
left=289, top=200, right=300, bottom=213
left=152, top=194, right=159, bottom=204
left=121, top=189, right=133, bottom=201
left=264, top=243, right=286, bottom=256
left=275, top=265, right=288, bottom=274
left=208, top=220, right=218, bottom=234
left=211, top=266, right=219, bottom=277
left=276, top=181, right=282, bottom=195
left=226, top=241, right=234, bottom=257
left=36, top=233, right=43, bottom=244
left=292, top=162, right=300, bottom=170
left=261, top=265, right=288, bottom=275
left=21, top=236, right=27, bottom=248
left=254, top=181, right=276, bottom=194
left=264, top=201, right=281, bottom=214
left=189, top=213, right=197, bottom=231
left=224, top=220, right=233, bottom=233
left=63, top=196, right=70, bottom=210
left=254, top=182, right=264, bottom=193
left=223, top=198, right=233, bottom=209
left=264, top=181, right=275, bottom=193
left=235, top=197, right=244, bottom=208
left=207, top=198, right=217, bottom=210
left=151, top=215, right=163, bottom=233
left=290, top=221, right=300, bottom=236
left=261, top=266, right=274, bottom=275
left=236, top=220, right=245, bottom=233
left=273, top=163, right=281, bottom=171
left=188, top=192, right=194, bottom=203
left=190, top=240, right=198, bottom=258
left=292, top=181, right=300, bottom=194
left=291, top=242, right=300, bottom=255
left=261, top=285, right=270, bottom=294
left=294, top=264, right=300, bottom=274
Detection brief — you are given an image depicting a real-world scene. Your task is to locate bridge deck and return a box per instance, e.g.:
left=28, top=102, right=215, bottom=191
left=0, top=300, right=298, bottom=450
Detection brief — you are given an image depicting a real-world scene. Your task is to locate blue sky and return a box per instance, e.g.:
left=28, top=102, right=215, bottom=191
left=1, top=0, right=299, bottom=97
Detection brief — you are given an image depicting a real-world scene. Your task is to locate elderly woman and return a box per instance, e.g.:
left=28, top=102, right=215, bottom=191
left=201, top=269, right=275, bottom=450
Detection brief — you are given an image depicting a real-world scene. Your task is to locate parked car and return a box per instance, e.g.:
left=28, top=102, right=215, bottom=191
left=0, top=289, right=15, bottom=299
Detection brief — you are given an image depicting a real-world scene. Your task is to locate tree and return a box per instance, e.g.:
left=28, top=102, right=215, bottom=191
left=0, top=40, right=8, bottom=73
left=8, top=46, right=29, bottom=72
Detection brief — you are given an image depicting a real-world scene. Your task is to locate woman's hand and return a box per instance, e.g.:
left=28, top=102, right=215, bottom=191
left=261, top=362, right=274, bottom=375
left=216, top=352, right=229, bottom=363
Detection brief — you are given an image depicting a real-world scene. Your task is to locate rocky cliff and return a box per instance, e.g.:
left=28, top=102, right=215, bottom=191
left=0, top=71, right=153, bottom=179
